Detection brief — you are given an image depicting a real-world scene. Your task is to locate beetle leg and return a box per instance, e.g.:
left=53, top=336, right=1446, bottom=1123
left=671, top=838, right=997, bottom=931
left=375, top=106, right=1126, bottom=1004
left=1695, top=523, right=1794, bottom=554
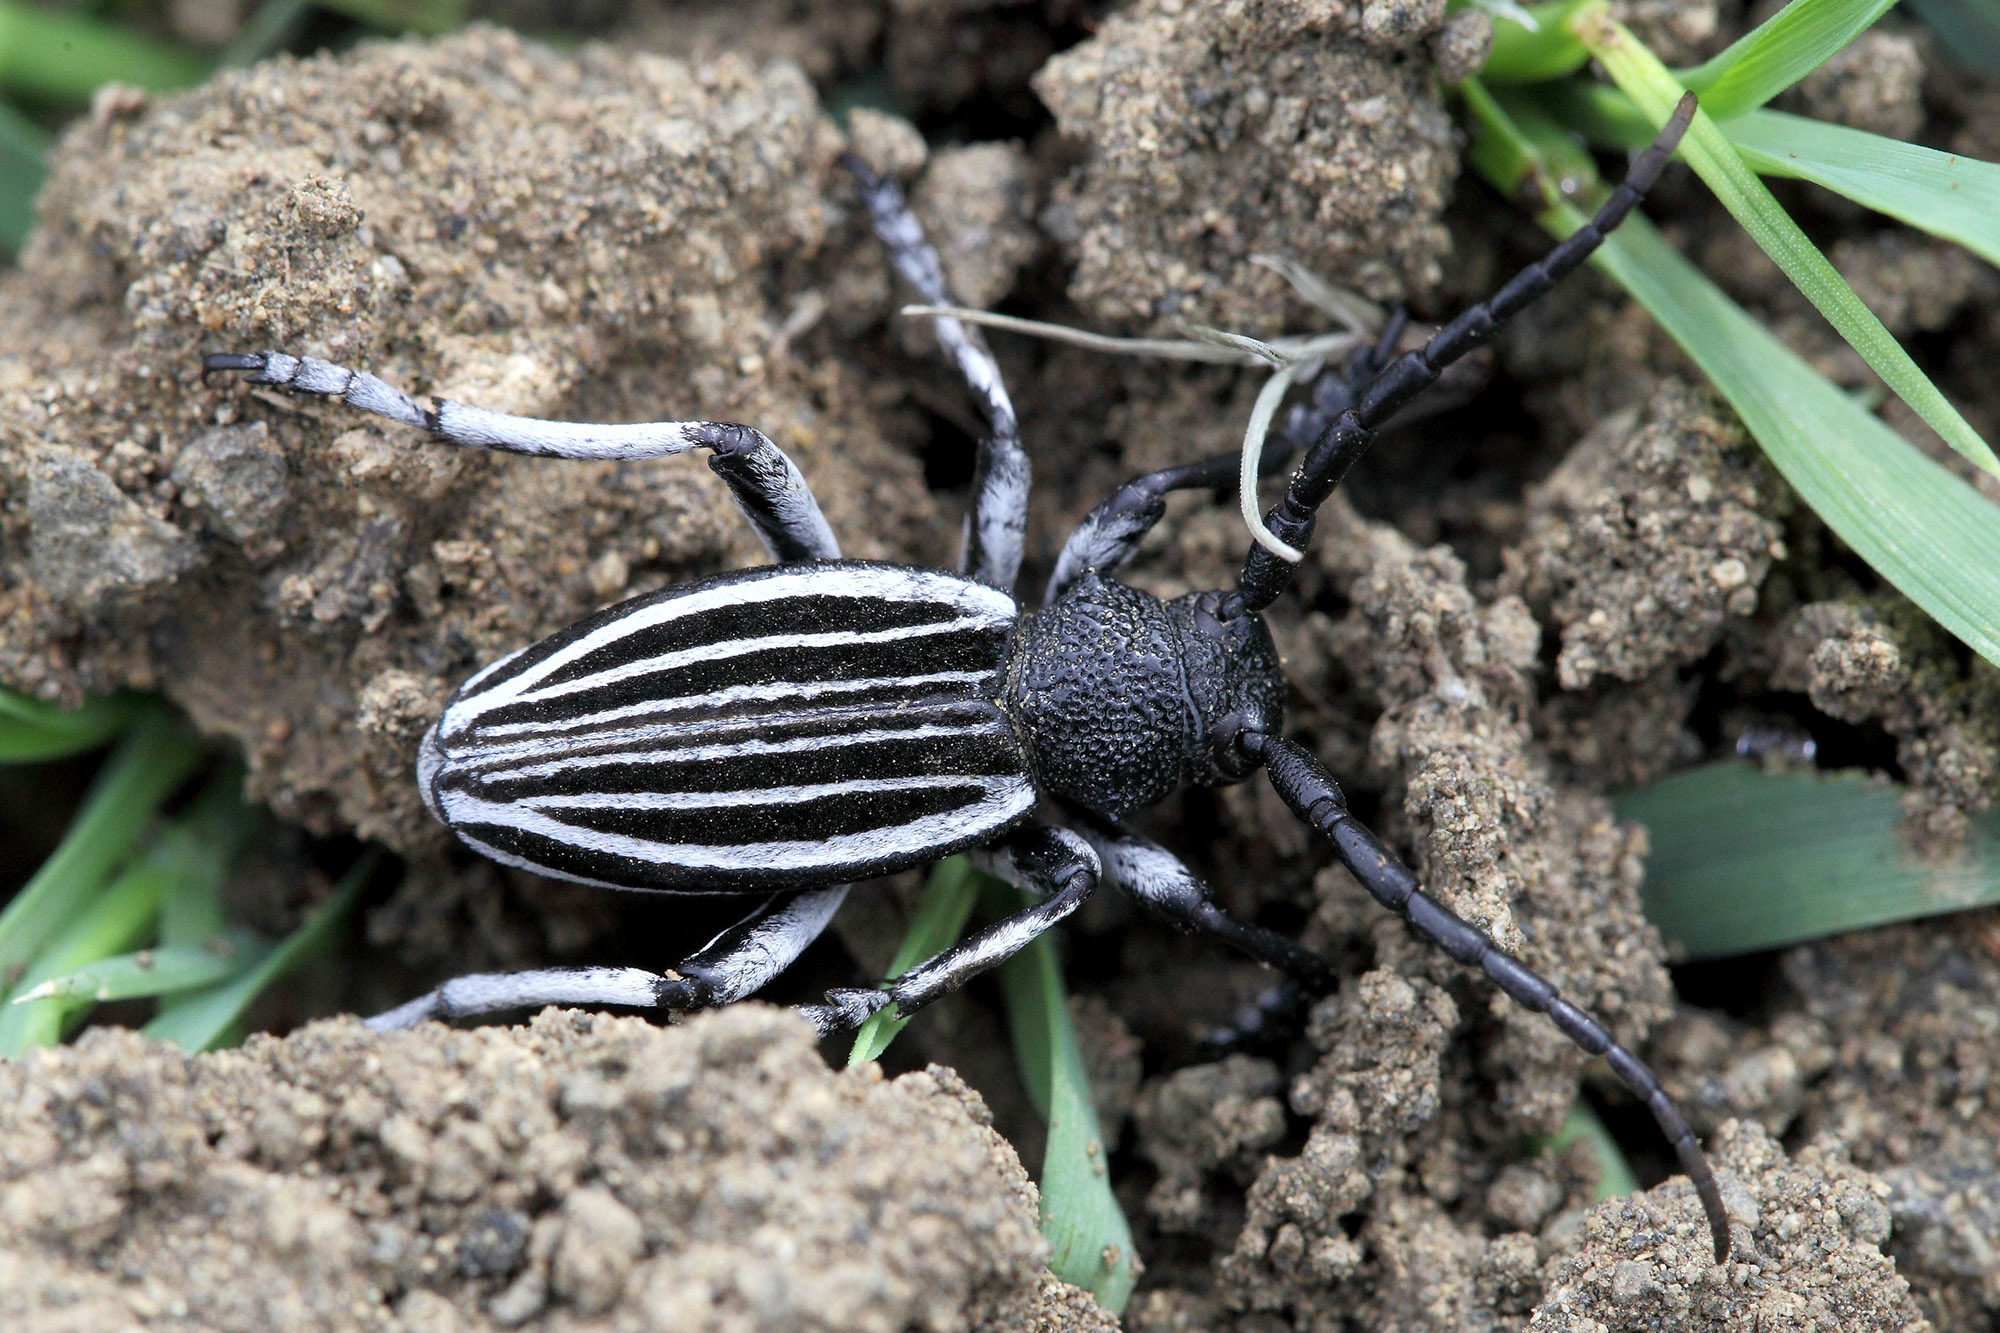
left=365, top=886, right=847, bottom=1030
left=1069, top=807, right=1336, bottom=994
left=794, top=823, right=1098, bottom=1035
left=1043, top=319, right=1418, bottom=603
left=845, top=155, right=1027, bottom=595
left=202, top=351, right=839, bottom=563
left=1248, top=730, right=1733, bottom=1263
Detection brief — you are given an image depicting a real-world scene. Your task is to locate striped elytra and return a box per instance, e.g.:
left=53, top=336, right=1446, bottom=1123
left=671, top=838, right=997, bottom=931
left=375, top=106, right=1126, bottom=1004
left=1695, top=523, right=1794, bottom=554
left=418, top=561, right=1038, bottom=890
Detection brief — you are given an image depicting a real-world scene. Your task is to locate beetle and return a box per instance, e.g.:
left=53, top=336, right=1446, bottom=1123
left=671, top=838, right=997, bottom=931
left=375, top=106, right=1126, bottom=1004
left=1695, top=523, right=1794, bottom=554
left=206, top=94, right=1727, bottom=1261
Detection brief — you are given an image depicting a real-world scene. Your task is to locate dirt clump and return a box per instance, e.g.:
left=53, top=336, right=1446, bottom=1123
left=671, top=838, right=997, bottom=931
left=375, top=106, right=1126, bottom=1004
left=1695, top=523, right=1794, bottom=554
left=1780, top=920, right=2000, bottom=1329
left=1033, top=0, right=1458, bottom=333
left=1530, top=1122, right=1928, bottom=1332
left=0, top=25, right=936, bottom=857
left=0, top=1004, right=1111, bottom=1332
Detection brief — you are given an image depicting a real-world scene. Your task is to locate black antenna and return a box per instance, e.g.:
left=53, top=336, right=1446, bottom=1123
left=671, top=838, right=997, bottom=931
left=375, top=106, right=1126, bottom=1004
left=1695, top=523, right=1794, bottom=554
left=1236, top=91, right=1698, bottom=612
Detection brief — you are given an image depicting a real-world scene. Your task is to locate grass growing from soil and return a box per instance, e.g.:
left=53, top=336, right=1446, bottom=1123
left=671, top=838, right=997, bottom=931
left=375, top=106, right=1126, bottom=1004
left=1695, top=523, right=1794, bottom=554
left=4, top=0, right=2000, bottom=1314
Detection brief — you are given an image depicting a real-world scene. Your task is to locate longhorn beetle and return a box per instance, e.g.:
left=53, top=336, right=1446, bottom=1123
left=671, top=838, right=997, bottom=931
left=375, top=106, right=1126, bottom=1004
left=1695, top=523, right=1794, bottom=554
left=206, top=94, right=1726, bottom=1261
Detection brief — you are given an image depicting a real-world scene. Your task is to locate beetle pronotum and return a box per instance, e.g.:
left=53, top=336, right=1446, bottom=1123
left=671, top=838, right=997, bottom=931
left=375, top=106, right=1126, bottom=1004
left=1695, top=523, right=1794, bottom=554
left=207, top=93, right=1727, bottom=1261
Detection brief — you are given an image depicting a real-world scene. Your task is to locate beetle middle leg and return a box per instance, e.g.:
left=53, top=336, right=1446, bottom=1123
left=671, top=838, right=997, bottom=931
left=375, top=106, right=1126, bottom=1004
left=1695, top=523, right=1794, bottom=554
left=795, top=823, right=1098, bottom=1034
left=202, top=351, right=840, bottom=563
left=846, top=155, right=1028, bottom=594
left=365, top=885, right=849, bottom=1030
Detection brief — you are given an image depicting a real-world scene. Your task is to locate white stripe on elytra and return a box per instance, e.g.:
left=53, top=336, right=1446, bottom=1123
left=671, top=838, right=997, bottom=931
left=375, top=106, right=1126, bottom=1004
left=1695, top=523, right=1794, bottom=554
left=448, top=695, right=991, bottom=770
left=444, top=777, right=1038, bottom=874
left=459, top=565, right=1016, bottom=714
left=467, top=616, right=993, bottom=714
left=519, top=773, right=1008, bottom=812
left=469, top=719, right=1007, bottom=784
left=467, top=669, right=995, bottom=742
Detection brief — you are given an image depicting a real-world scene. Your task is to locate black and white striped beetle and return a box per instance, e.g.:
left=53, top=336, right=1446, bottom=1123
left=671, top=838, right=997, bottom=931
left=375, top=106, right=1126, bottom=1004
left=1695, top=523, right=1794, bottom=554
left=207, top=96, right=1727, bottom=1261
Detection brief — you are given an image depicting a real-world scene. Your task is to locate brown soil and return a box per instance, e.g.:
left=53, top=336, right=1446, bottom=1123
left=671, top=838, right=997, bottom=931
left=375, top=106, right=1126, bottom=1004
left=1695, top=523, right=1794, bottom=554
left=0, top=3, right=1995, bottom=1330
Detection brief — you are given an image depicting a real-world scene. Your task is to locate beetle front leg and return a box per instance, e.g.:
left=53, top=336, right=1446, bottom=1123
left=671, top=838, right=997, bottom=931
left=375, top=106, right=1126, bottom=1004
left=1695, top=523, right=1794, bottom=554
left=203, top=351, right=840, bottom=563
left=795, top=824, right=1098, bottom=1035
left=367, top=886, right=848, bottom=1030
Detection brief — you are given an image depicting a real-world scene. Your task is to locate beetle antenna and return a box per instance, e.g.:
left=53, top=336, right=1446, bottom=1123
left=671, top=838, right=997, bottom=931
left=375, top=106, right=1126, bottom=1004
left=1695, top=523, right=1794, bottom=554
left=1234, top=91, right=1696, bottom=612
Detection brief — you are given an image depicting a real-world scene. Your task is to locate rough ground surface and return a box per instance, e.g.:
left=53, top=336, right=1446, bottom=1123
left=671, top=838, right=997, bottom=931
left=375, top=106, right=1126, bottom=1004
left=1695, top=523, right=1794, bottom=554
left=1034, top=0, right=1458, bottom=333
left=3, top=3, right=1999, bottom=1331
left=0, top=1005, right=1119, bottom=1333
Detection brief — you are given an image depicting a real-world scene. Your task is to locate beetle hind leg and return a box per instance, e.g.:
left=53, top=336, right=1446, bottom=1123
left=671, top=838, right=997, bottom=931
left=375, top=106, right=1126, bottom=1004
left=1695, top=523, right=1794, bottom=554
left=366, top=886, right=848, bottom=1031
left=795, top=824, right=1098, bottom=1035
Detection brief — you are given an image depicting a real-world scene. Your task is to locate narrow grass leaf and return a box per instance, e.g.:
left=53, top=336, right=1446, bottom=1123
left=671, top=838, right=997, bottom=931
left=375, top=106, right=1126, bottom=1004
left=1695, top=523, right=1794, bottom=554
left=1723, top=109, right=2000, bottom=267
left=156, top=772, right=254, bottom=946
left=0, top=861, right=164, bottom=1055
left=1541, top=1098, right=1641, bottom=1200
left=1477, top=0, right=1594, bottom=82
left=145, top=851, right=374, bottom=1051
left=0, top=709, right=203, bottom=980
left=1462, top=85, right=2000, bottom=672
left=0, top=778, right=253, bottom=1052
left=1579, top=211, right=2000, bottom=669
left=11, top=931, right=265, bottom=1005
left=847, top=856, right=981, bottom=1066
left=318, top=0, right=469, bottom=36
left=1904, top=0, right=2000, bottom=74
left=0, top=97, right=47, bottom=258
left=0, top=1, right=209, bottom=100
left=218, top=0, right=314, bottom=69
left=995, top=898, right=1138, bottom=1314
left=1676, top=0, right=1896, bottom=118
left=1574, top=5, right=2000, bottom=479
left=0, top=689, right=139, bottom=762
left=1616, top=763, right=2000, bottom=958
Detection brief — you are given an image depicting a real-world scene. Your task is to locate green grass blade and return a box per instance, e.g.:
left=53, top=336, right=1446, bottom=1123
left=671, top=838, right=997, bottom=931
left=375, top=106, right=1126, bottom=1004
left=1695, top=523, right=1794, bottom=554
left=318, top=0, right=470, bottom=35
left=0, top=709, right=203, bottom=982
left=995, top=900, right=1138, bottom=1314
left=1676, top=0, right=1896, bottom=118
left=847, top=856, right=981, bottom=1066
left=0, top=1, right=210, bottom=100
left=1904, top=0, right=2000, bottom=74
left=1722, top=108, right=2000, bottom=267
left=217, top=0, right=314, bottom=69
left=1616, top=763, right=2000, bottom=958
left=144, top=851, right=373, bottom=1051
left=1586, top=212, right=2000, bottom=669
left=0, top=861, right=165, bottom=1055
left=0, top=96, right=47, bottom=258
left=10, top=930, right=265, bottom=1005
left=1462, top=81, right=2000, bottom=672
left=0, top=688, right=140, bottom=762
left=1477, top=0, right=1593, bottom=82
left=0, top=775, right=253, bottom=1053
left=1575, top=6, right=2000, bottom=480
left=1541, top=1098, right=1641, bottom=1199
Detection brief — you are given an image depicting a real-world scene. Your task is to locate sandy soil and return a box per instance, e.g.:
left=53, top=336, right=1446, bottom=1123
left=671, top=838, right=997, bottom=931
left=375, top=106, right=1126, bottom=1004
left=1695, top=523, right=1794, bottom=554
left=0, top=2, right=1994, bottom=1329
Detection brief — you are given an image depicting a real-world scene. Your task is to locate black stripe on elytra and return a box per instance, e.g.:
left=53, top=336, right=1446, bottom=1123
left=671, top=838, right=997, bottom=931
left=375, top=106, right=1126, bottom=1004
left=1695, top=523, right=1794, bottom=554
left=527, top=778, right=1000, bottom=850
left=528, top=593, right=978, bottom=692
left=459, top=714, right=1027, bottom=801
left=461, top=626, right=1007, bottom=734
left=444, top=674, right=988, bottom=752
left=455, top=787, right=1030, bottom=890
left=457, top=563, right=1006, bottom=699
